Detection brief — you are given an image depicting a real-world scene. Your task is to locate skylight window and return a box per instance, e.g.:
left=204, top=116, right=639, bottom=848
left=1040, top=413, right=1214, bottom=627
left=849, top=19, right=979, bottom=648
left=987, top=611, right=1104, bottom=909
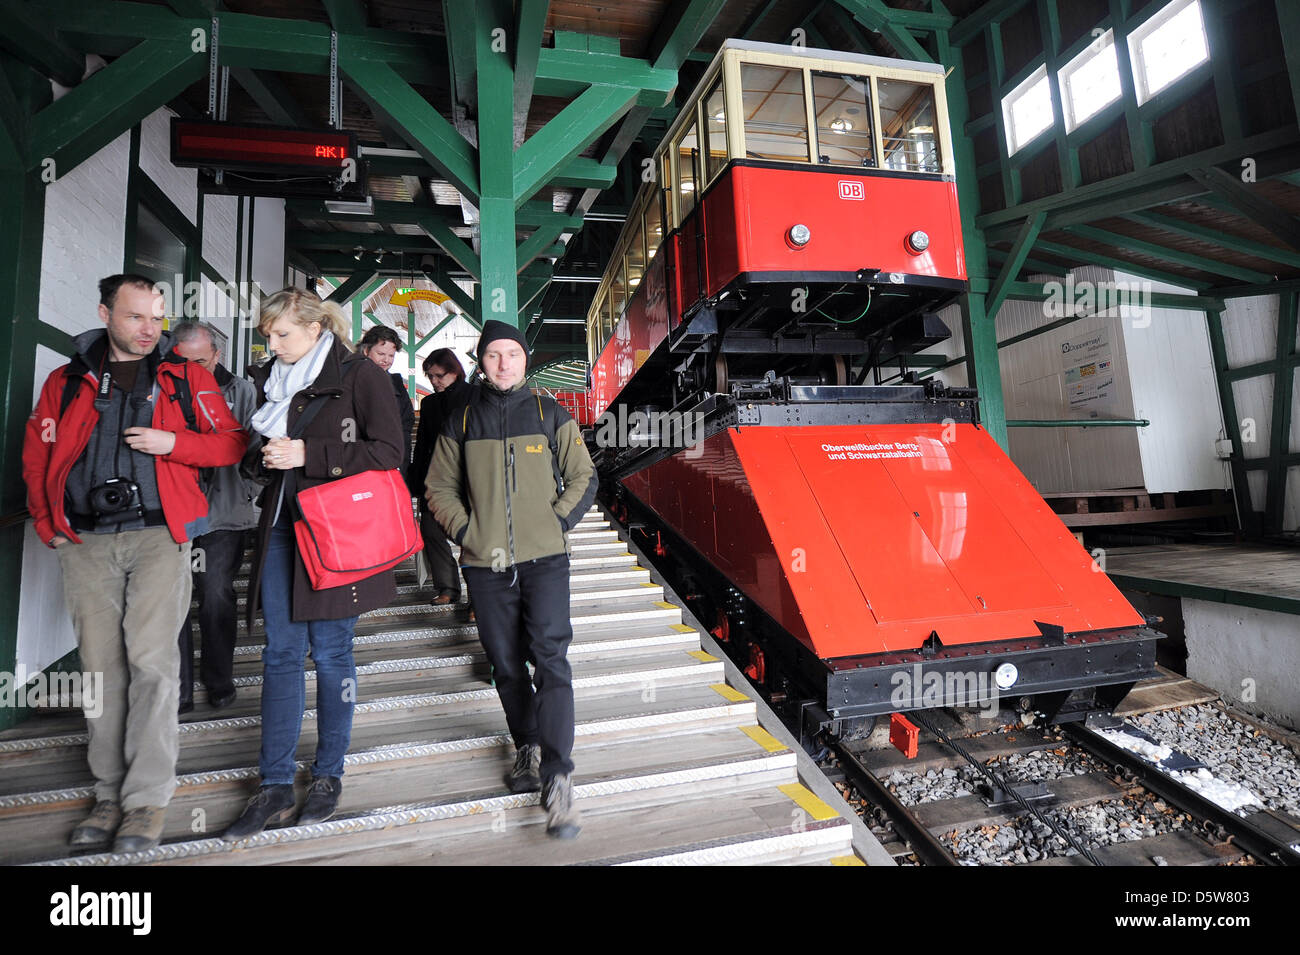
left=1002, top=65, right=1053, bottom=155
left=1128, top=0, right=1210, bottom=104
left=1061, top=30, right=1122, bottom=131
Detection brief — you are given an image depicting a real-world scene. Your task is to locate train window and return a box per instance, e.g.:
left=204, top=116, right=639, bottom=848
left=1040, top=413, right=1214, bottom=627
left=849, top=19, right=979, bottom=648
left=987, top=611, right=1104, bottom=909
left=627, top=221, right=646, bottom=292
left=611, top=260, right=627, bottom=324
left=676, top=121, right=699, bottom=220
left=702, top=77, right=728, bottom=183
left=877, top=78, right=940, bottom=173
left=739, top=63, right=811, bottom=162
left=644, top=194, right=663, bottom=261
left=603, top=287, right=616, bottom=342
left=812, top=72, right=876, bottom=167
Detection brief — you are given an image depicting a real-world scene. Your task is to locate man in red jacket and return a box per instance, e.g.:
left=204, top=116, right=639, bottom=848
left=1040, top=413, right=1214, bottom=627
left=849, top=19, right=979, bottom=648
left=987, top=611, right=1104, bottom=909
left=22, top=274, right=247, bottom=855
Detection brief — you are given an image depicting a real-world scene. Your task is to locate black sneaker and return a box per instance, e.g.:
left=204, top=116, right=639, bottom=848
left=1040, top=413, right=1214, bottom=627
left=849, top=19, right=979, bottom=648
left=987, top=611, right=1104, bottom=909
left=298, top=776, right=342, bottom=826
left=504, top=744, right=541, bottom=793
left=221, top=784, right=295, bottom=841
left=542, top=774, right=581, bottom=840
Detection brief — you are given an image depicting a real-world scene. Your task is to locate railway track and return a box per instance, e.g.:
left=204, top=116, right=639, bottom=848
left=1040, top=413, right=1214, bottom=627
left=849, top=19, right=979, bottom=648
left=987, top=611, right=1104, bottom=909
left=825, top=706, right=1300, bottom=867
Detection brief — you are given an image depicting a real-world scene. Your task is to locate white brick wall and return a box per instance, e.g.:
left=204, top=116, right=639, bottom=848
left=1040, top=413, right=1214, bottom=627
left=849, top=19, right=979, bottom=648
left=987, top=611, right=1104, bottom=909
left=202, top=192, right=239, bottom=282
left=37, top=130, right=129, bottom=338
left=138, top=107, right=197, bottom=224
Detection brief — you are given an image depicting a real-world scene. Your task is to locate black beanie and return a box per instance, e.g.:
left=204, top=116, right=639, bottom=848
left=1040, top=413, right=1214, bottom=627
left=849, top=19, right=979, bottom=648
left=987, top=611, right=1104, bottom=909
left=476, top=319, right=530, bottom=360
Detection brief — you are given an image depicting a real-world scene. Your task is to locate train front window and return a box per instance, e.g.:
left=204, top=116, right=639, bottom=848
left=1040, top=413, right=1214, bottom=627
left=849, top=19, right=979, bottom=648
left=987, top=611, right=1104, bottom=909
left=877, top=78, right=940, bottom=173
left=676, top=122, right=699, bottom=220
left=812, top=72, right=876, bottom=167
left=739, top=63, right=811, bottom=162
left=702, top=78, right=728, bottom=183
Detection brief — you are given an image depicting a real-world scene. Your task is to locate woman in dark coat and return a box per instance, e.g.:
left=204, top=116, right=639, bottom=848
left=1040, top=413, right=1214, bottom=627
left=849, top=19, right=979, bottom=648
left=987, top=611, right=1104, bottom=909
left=409, top=348, right=470, bottom=606
left=224, top=288, right=404, bottom=840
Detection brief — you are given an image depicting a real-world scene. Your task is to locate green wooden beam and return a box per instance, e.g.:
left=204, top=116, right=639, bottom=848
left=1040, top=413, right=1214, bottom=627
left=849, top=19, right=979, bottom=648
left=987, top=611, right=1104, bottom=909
left=0, top=0, right=86, bottom=86
left=977, top=129, right=1300, bottom=233
left=420, top=263, right=476, bottom=318
left=442, top=0, right=477, bottom=108
left=647, top=0, right=728, bottom=71
left=417, top=214, right=481, bottom=280
left=833, top=0, right=932, bottom=62
left=987, top=212, right=1045, bottom=318
left=512, top=0, right=549, bottom=145
left=1035, top=239, right=1212, bottom=290
left=1202, top=0, right=1242, bottom=142
left=0, top=58, right=27, bottom=169
left=1067, top=224, right=1274, bottom=284
left=1263, top=292, right=1298, bottom=534
left=988, top=249, right=1068, bottom=277
left=477, top=0, right=518, bottom=324
left=513, top=84, right=637, bottom=206
left=949, top=0, right=1032, bottom=46
left=27, top=39, right=203, bottom=174
left=228, top=68, right=311, bottom=127
left=549, top=157, right=618, bottom=190
left=321, top=0, right=368, bottom=33
left=1001, top=280, right=1224, bottom=312
left=532, top=42, right=679, bottom=101
left=736, top=0, right=782, bottom=39
left=1278, top=0, right=1300, bottom=128
left=1186, top=166, right=1300, bottom=252
left=1206, top=308, right=1259, bottom=536
left=325, top=269, right=382, bottom=305
left=516, top=221, right=567, bottom=274
left=339, top=52, right=479, bottom=199
left=1125, top=211, right=1300, bottom=271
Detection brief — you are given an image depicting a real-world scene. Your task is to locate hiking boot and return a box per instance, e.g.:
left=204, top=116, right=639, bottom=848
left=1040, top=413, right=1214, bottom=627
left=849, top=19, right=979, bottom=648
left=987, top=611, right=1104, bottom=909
left=222, top=784, right=296, bottom=841
left=298, top=776, right=342, bottom=826
left=112, top=806, right=166, bottom=853
left=504, top=743, right=541, bottom=793
left=542, top=774, right=581, bottom=840
left=68, top=800, right=121, bottom=850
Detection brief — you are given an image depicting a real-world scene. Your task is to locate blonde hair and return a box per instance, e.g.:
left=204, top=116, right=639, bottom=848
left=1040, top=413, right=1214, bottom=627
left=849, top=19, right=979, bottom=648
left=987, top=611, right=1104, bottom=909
left=257, top=288, right=354, bottom=350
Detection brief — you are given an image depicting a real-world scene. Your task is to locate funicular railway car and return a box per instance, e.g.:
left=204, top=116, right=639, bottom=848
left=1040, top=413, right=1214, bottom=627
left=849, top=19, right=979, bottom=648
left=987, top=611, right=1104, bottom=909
left=585, top=40, right=1159, bottom=742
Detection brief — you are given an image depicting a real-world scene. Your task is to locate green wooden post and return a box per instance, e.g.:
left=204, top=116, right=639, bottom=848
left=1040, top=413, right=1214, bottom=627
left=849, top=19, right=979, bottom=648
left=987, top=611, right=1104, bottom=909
left=1263, top=292, right=1298, bottom=534
left=477, top=0, right=520, bottom=326
left=0, top=57, right=50, bottom=729
left=1206, top=308, right=1259, bottom=537
left=936, top=28, right=1007, bottom=450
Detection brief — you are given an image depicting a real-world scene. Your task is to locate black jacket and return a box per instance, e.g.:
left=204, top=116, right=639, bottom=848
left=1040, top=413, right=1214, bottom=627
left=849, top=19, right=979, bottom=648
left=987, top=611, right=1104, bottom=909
left=409, top=378, right=469, bottom=497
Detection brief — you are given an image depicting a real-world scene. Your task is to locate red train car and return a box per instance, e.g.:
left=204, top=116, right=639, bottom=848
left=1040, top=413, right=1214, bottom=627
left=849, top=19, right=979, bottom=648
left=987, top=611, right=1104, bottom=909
left=586, top=40, right=1156, bottom=739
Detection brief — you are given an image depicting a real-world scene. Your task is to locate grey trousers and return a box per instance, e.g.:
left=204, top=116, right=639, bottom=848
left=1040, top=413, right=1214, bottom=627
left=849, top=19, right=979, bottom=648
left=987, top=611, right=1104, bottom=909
left=57, top=527, right=191, bottom=810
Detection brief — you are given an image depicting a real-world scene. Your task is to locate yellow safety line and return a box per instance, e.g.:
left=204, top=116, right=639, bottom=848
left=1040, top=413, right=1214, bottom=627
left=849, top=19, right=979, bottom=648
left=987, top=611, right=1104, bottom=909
left=739, top=725, right=786, bottom=752
left=687, top=649, right=719, bottom=662
left=672, top=624, right=696, bottom=633
left=641, top=581, right=660, bottom=587
left=831, top=855, right=866, bottom=866
left=778, top=783, right=840, bottom=821
left=710, top=683, right=750, bottom=702
left=654, top=601, right=678, bottom=610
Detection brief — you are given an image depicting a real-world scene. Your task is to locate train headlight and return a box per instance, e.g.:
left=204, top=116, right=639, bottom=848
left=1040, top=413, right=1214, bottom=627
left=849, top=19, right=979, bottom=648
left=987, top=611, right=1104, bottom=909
left=994, top=662, right=1019, bottom=690
left=905, top=230, right=930, bottom=254
left=787, top=223, right=812, bottom=247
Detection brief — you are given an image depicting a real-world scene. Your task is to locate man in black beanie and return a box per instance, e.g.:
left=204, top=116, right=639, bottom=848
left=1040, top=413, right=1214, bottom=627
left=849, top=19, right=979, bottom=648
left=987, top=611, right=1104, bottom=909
left=426, top=318, right=598, bottom=839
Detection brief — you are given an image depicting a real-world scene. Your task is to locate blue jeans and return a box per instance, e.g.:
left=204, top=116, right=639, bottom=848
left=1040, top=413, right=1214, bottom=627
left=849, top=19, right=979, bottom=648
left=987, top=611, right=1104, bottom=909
left=258, top=514, right=359, bottom=784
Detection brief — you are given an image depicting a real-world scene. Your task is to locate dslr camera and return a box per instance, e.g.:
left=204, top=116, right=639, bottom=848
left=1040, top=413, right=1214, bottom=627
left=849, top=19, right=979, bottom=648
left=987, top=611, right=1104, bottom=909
left=89, top=477, right=144, bottom=525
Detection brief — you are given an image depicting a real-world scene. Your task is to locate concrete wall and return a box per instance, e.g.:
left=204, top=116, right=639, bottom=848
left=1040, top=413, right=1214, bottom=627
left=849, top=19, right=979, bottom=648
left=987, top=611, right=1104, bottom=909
left=1183, top=598, right=1300, bottom=731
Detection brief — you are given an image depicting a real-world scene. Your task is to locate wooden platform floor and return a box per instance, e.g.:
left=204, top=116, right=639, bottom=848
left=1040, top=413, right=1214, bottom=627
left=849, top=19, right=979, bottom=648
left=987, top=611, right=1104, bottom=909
left=0, top=507, right=876, bottom=867
left=1105, top=544, right=1300, bottom=614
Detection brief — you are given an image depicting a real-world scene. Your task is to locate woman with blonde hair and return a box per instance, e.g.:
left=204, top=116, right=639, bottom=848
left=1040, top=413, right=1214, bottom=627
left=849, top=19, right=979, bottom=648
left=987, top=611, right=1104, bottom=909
left=224, top=288, right=404, bottom=840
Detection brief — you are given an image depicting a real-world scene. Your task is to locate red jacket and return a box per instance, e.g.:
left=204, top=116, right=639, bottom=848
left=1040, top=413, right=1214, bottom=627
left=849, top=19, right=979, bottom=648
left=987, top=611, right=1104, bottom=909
left=23, top=333, right=249, bottom=546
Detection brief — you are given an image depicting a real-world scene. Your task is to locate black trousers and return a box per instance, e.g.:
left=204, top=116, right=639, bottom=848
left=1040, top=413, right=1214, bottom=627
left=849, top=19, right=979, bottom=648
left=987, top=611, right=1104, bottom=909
left=420, top=502, right=462, bottom=598
left=463, top=555, right=575, bottom=780
left=178, top=528, right=245, bottom=704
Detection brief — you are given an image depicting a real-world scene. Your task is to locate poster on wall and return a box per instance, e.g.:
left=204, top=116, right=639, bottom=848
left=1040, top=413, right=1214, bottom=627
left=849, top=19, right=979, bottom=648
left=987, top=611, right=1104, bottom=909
left=1060, top=327, right=1118, bottom=416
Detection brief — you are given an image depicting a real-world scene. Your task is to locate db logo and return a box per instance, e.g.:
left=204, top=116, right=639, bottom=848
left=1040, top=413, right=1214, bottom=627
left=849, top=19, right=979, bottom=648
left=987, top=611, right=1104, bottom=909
left=351, top=491, right=374, bottom=502
left=837, top=180, right=865, bottom=200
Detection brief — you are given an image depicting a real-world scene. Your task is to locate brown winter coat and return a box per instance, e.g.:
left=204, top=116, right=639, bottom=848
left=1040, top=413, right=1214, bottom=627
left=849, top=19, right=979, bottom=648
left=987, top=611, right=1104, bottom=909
left=246, top=337, right=406, bottom=624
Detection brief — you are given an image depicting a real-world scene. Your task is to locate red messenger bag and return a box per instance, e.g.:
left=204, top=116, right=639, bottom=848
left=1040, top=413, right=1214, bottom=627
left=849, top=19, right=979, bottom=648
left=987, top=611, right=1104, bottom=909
left=293, top=468, right=422, bottom=589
